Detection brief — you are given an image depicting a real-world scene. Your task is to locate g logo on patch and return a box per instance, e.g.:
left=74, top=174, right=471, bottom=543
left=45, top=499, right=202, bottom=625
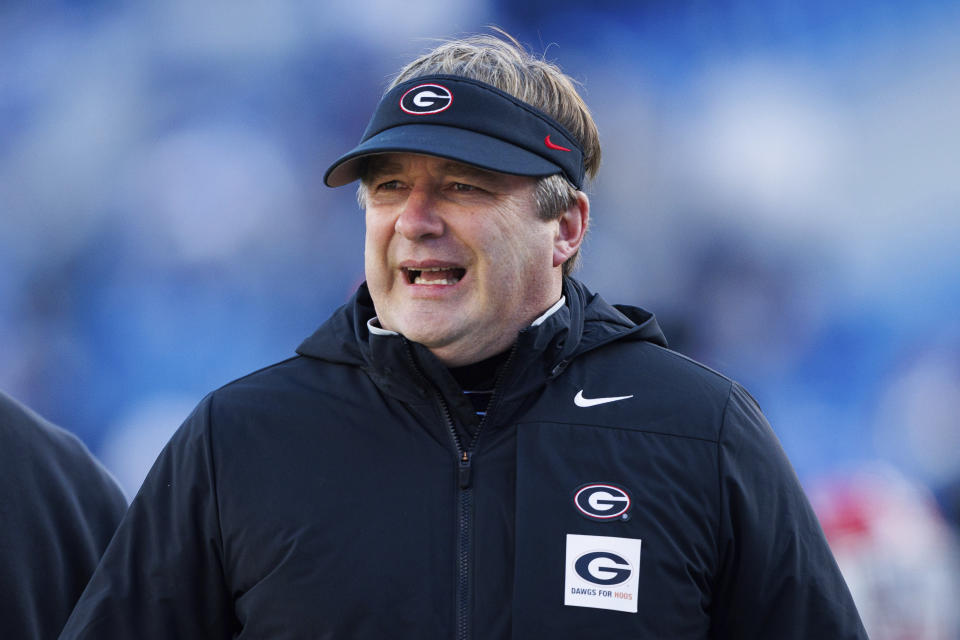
left=574, top=483, right=632, bottom=521
left=574, top=551, right=633, bottom=586
left=400, top=83, right=453, bottom=115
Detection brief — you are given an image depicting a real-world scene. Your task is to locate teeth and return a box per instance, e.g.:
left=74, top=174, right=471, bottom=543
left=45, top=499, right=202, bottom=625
left=413, top=276, right=459, bottom=285
left=405, top=266, right=463, bottom=286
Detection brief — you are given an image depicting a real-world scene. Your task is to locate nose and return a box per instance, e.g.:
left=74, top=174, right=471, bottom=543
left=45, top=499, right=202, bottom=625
left=395, top=186, right=444, bottom=240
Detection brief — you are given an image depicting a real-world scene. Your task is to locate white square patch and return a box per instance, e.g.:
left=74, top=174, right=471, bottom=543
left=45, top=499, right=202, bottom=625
left=564, top=533, right=642, bottom=613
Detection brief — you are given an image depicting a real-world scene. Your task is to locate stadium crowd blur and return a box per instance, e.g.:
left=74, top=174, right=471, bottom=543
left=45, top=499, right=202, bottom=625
left=2, top=1, right=959, bottom=637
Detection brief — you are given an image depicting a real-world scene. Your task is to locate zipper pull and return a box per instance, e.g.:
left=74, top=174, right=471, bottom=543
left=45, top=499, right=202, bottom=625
left=458, top=451, right=472, bottom=489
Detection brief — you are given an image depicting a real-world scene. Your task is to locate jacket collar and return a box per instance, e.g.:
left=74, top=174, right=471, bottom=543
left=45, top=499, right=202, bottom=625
left=295, top=278, right=667, bottom=409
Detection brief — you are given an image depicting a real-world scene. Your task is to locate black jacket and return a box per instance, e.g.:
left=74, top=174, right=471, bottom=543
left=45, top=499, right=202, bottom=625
left=0, top=390, right=127, bottom=640
left=60, top=279, right=866, bottom=639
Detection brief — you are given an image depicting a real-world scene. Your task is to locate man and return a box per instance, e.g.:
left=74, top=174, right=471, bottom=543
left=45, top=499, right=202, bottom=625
left=60, top=33, right=867, bottom=638
left=0, top=390, right=127, bottom=639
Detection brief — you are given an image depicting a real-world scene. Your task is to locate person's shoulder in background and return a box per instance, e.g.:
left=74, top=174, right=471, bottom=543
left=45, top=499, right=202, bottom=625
left=0, top=389, right=127, bottom=640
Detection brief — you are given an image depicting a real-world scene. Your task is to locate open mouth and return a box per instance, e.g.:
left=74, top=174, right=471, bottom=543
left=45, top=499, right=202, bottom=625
left=403, top=266, right=466, bottom=285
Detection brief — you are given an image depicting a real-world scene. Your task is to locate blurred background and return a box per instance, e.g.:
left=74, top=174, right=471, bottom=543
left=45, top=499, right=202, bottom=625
left=2, top=1, right=959, bottom=636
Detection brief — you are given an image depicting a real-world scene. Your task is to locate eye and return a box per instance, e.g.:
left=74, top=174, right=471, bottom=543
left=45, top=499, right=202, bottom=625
left=451, top=182, right=479, bottom=192
left=375, top=179, right=402, bottom=191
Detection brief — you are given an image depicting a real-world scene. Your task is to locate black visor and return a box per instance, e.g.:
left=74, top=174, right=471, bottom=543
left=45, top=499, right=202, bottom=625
left=323, top=75, right=585, bottom=189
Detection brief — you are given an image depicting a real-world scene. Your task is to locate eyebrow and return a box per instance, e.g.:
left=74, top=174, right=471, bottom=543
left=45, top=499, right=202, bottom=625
left=364, top=158, right=403, bottom=176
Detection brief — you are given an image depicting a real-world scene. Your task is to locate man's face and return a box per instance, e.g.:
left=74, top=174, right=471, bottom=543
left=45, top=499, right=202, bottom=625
left=363, top=153, right=564, bottom=366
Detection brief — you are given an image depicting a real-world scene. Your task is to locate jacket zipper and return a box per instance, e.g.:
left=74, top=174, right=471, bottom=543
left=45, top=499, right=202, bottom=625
left=404, top=341, right=517, bottom=640
left=435, top=396, right=474, bottom=640
left=452, top=343, right=518, bottom=640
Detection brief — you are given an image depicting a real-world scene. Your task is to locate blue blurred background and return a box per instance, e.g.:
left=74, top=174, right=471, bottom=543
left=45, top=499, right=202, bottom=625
left=2, top=2, right=959, bottom=636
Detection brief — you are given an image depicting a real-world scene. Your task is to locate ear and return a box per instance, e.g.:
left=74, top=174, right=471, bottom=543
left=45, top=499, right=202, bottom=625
left=552, top=191, right=590, bottom=268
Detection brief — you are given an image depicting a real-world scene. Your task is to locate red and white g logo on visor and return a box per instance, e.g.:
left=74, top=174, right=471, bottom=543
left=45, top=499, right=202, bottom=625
left=400, top=83, right=453, bottom=115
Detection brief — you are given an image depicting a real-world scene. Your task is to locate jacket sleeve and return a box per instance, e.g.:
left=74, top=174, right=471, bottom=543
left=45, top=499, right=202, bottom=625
left=59, top=394, right=237, bottom=639
left=710, top=383, right=868, bottom=639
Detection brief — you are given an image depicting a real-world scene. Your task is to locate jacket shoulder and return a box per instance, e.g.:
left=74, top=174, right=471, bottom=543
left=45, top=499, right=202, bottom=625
left=190, top=355, right=372, bottom=440
left=537, top=341, right=740, bottom=443
left=209, top=354, right=354, bottom=403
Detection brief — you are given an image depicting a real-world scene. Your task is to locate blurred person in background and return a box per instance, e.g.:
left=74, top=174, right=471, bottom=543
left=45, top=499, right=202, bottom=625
left=0, top=390, right=126, bottom=640
left=60, top=31, right=866, bottom=639
left=812, top=466, right=960, bottom=639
